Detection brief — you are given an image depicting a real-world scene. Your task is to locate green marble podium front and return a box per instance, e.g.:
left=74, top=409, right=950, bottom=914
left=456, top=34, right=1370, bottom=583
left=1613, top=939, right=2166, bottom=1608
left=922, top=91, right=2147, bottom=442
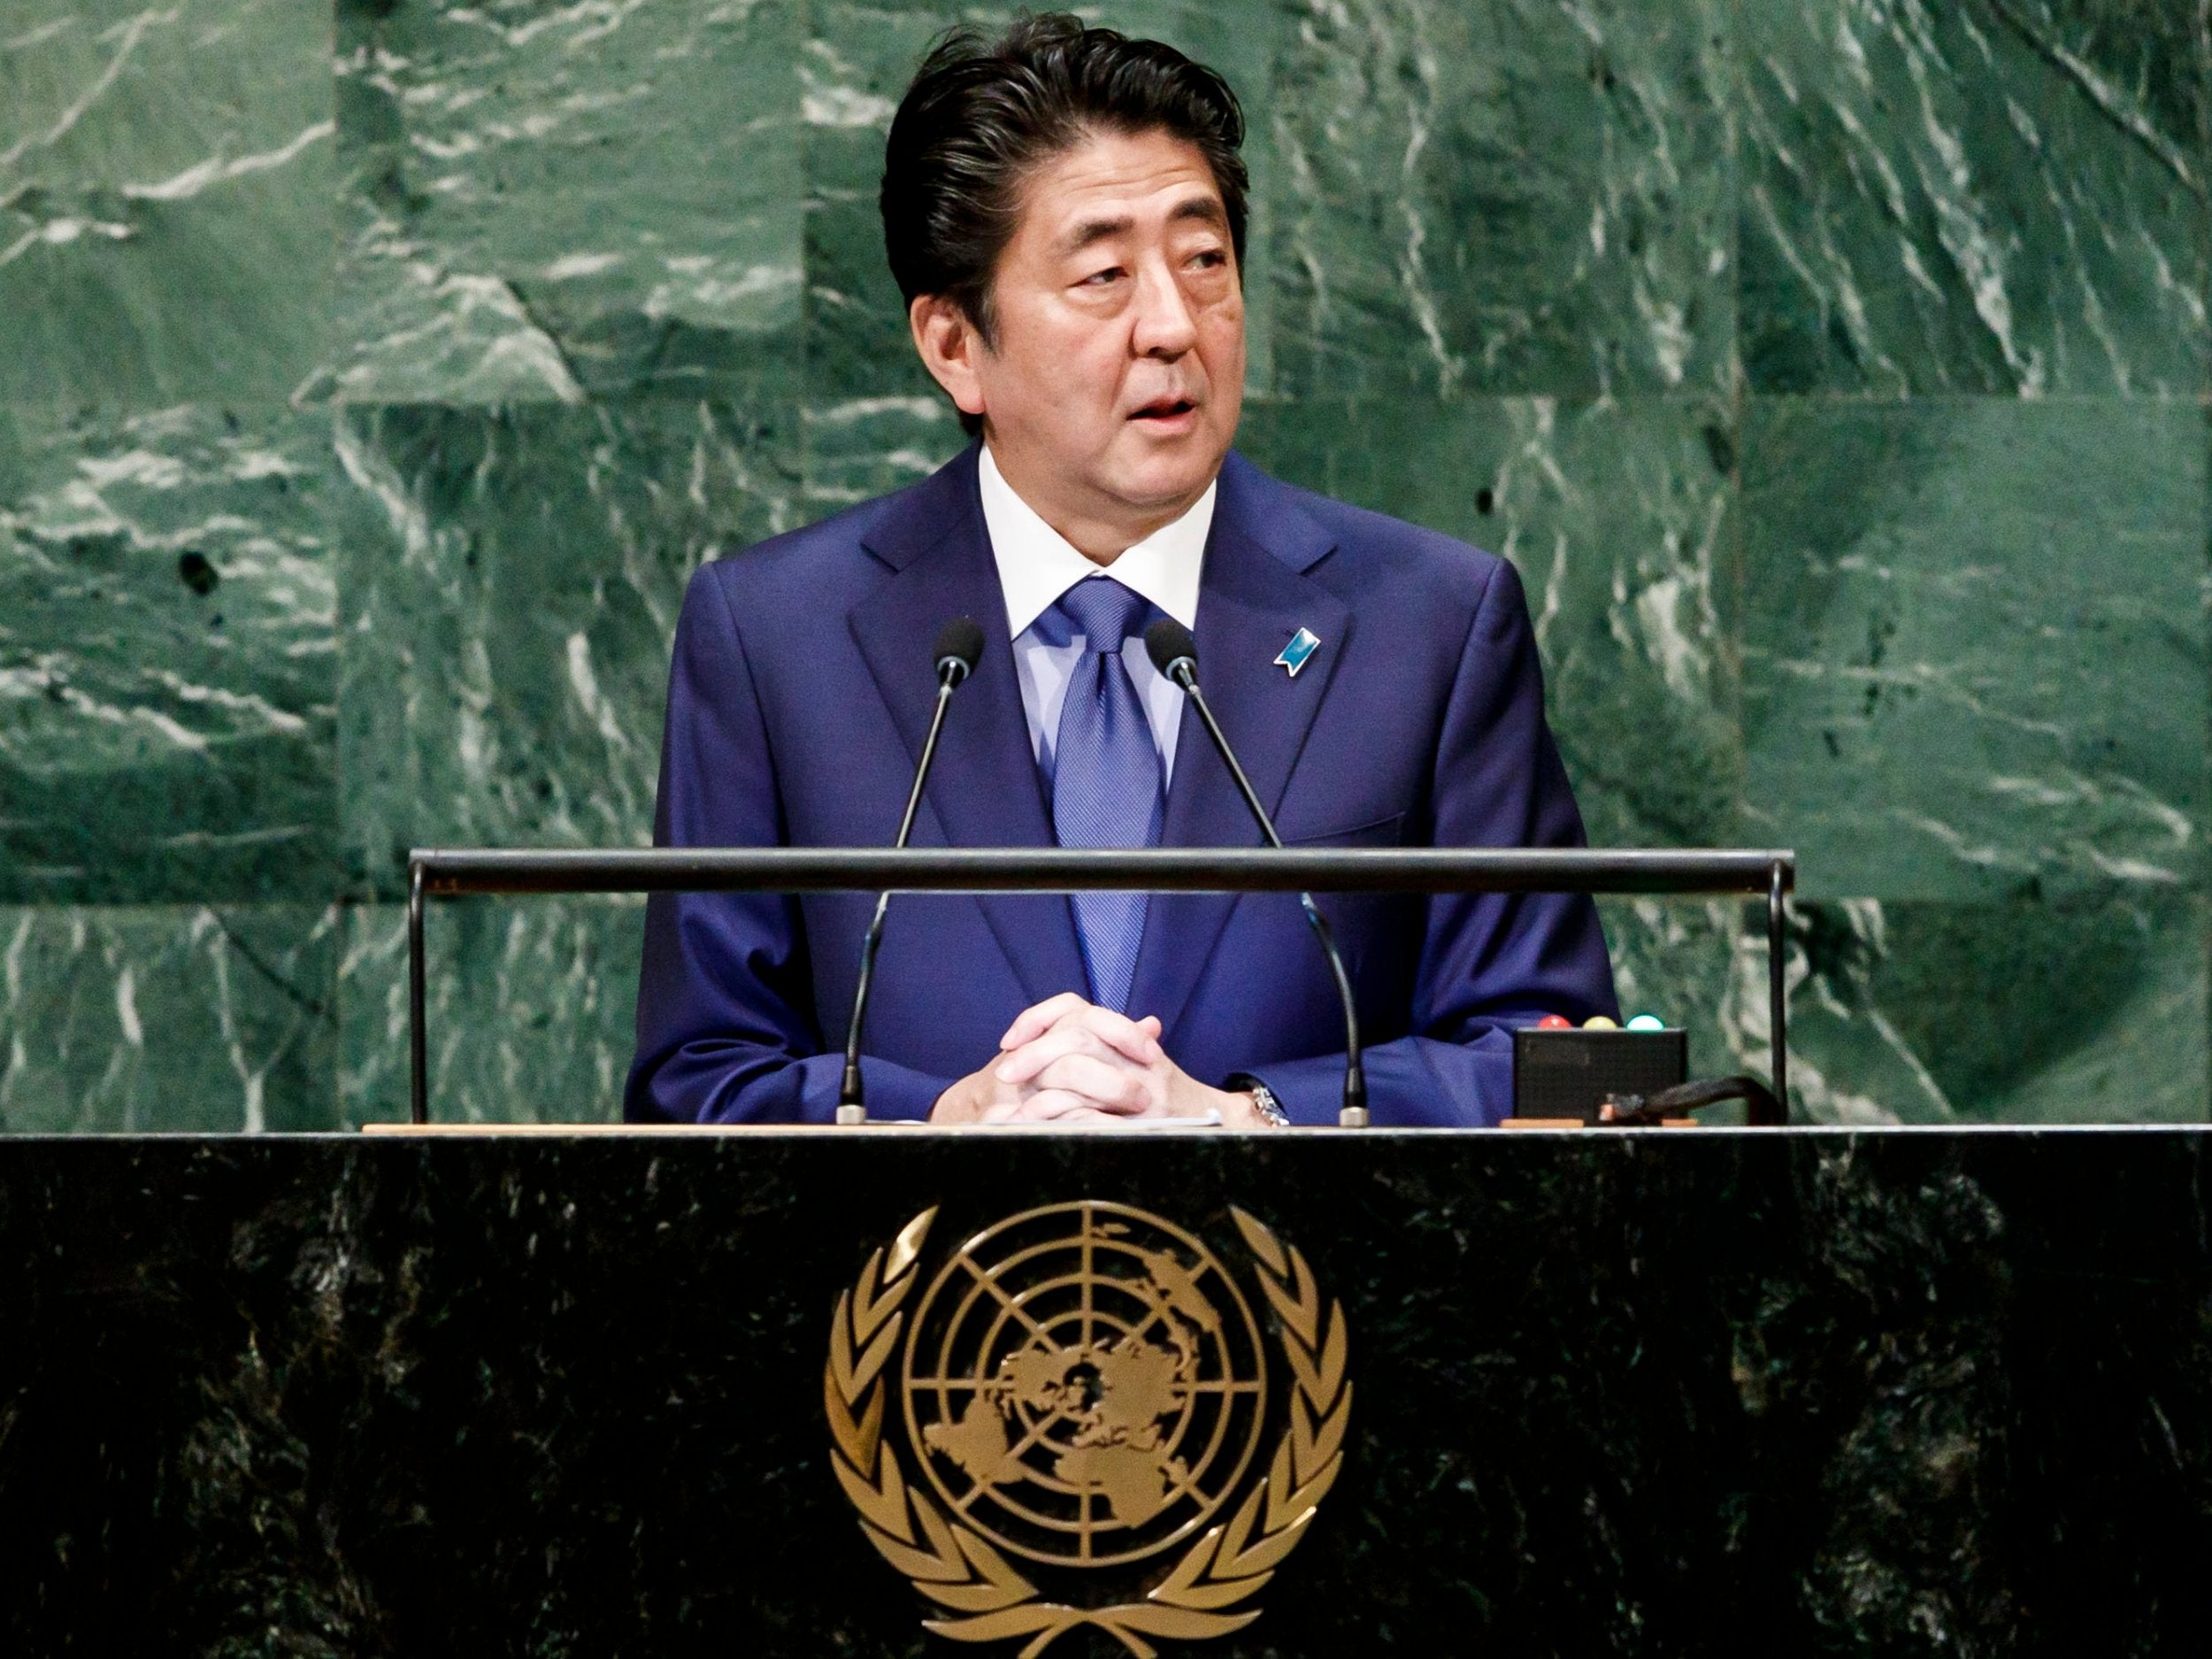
left=4, top=1126, right=2208, bottom=1656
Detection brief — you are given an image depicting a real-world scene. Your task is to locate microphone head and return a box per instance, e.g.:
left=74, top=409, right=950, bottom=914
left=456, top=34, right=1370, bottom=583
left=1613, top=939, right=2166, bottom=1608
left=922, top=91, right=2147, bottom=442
left=932, top=615, right=985, bottom=683
left=1144, top=618, right=1197, bottom=681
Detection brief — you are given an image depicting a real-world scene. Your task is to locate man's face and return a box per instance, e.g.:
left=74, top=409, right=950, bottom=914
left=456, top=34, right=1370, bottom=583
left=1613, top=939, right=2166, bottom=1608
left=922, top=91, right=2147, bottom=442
left=939, top=127, right=1246, bottom=538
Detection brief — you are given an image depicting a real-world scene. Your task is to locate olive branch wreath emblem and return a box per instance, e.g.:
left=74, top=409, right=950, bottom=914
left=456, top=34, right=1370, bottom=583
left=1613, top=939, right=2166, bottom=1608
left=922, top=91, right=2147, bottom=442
left=824, top=1205, right=1351, bottom=1657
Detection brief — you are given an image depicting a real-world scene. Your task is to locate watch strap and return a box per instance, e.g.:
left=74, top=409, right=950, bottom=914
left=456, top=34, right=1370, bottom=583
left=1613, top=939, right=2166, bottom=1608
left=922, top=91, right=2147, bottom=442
left=1225, top=1072, right=1290, bottom=1128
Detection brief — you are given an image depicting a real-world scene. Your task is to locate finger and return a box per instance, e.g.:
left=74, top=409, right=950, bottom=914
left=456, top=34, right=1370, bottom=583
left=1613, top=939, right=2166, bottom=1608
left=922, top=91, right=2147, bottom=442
left=1047, top=1004, right=1166, bottom=1066
left=1000, top=992, right=1094, bottom=1051
left=995, top=1023, right=1143, bottom=1086
left=980, top=1094, right=1093, bottom=1124
left=1012, top=1089, right=1118, bottom=1122
left=1028, top=1053, right=1151, bottom=1113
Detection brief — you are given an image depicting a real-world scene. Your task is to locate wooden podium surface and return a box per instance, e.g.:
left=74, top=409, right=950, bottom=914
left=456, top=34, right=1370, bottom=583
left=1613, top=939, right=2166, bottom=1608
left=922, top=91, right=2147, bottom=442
left=3, top=1126, right=2208, bottom=1655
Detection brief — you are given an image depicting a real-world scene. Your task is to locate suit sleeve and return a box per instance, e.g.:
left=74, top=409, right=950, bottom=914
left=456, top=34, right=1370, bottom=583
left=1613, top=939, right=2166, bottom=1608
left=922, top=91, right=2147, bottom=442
left=1241, top=557, right=1618, bottom=1126
left=624, top=566, right=951, bottom=1124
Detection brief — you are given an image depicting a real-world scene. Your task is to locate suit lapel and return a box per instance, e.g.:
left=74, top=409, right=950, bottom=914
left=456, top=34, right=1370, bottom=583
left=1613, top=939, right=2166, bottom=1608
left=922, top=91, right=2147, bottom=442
left=1126, top=454, right=1351, bottom=1037
left=847, top=446, right=1089, bottom=1008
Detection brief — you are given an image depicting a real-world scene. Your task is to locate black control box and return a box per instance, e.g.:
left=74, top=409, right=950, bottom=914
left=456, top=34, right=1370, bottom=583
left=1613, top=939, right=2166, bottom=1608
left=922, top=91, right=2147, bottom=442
left=1512, top=1027, right=1688, bottom=1120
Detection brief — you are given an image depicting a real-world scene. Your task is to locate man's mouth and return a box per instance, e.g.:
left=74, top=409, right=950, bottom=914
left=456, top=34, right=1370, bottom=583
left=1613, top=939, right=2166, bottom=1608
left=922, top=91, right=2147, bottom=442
left=1131, top=396, right=1198, bottom=423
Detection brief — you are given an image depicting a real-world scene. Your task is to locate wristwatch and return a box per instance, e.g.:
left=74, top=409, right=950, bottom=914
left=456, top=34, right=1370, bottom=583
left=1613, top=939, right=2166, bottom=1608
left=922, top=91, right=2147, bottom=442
left=1225, top=1073, right=1290, bottom=1129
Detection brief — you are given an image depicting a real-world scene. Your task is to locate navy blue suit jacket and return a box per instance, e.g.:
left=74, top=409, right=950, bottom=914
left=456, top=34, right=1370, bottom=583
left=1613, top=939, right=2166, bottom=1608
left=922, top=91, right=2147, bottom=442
left=626, top=444, right=1618, bottom=1127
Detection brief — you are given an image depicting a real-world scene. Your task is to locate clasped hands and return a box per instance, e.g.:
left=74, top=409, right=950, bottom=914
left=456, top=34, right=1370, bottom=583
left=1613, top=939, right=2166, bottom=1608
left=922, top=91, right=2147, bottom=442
left=930, top=992, right=1274, bottom=1128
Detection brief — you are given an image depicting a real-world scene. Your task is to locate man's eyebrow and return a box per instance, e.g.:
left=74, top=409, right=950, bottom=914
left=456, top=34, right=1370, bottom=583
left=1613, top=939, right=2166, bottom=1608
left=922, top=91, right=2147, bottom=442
left=1061, top=214, right=1133, bottom=256
left=1168, top=196, right=1229, bottom=232
left=1057, top=196, right=1230, bottom=256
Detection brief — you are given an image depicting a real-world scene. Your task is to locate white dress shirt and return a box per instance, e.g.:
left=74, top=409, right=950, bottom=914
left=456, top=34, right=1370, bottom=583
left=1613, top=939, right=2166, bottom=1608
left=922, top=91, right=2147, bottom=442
left=978, top=442, right=1213, bottom=787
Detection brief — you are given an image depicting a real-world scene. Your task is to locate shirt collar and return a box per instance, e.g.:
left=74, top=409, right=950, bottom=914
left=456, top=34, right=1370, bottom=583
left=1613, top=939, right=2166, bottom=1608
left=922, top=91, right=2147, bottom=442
left=978, top=442, right=1212, bottom=639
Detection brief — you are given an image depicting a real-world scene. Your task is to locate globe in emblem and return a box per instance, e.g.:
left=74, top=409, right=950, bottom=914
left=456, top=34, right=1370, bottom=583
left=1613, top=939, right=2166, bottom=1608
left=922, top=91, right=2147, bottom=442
left=900, top=1202, right=1270, bottom=1568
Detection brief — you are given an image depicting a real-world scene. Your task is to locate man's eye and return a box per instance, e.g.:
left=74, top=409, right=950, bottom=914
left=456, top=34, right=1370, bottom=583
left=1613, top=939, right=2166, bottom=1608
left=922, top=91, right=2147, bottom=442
left=1190, top=250, right=1227, bottom=268
left=1080, top=266, right=1125, bottom=287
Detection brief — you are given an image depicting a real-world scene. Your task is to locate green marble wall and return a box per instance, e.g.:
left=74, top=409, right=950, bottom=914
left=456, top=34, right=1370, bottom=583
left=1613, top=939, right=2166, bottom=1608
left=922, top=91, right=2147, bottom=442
left=2, top=0, right=2205, bottom=1129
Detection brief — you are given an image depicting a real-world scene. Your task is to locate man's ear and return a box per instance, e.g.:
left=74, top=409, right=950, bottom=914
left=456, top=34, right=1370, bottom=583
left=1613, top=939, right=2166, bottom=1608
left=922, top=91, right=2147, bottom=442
left=909, top=295, right=988, bottom=422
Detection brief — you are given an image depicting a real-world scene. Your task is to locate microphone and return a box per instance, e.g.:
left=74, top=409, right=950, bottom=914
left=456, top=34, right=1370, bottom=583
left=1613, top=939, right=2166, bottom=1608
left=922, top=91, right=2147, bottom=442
left=1144, top=618, right=1369, bottom=1127
left=837, top=616, right=986, bottom=1124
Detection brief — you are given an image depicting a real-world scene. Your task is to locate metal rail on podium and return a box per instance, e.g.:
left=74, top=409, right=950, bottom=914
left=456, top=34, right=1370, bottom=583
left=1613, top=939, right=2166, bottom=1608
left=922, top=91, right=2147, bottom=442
left=404, top=847, right=1796, bottom=1127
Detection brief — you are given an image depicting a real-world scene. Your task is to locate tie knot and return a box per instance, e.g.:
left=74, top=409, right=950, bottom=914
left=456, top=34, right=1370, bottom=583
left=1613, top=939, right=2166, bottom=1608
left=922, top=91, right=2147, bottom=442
left=1051, top=576, right=1151, bottom=654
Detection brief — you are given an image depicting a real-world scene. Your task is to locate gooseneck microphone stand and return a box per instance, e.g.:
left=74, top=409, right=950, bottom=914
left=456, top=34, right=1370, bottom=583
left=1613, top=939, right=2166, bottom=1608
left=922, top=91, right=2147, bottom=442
left=1145, top=620, right=1370, bottom=1127
left=837, top=618, right=984, bottom=1124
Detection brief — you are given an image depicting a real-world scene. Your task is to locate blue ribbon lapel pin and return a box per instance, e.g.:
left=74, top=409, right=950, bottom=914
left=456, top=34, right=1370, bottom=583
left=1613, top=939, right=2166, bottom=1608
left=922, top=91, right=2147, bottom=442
left=1274, top=626, right=1322, bottom=678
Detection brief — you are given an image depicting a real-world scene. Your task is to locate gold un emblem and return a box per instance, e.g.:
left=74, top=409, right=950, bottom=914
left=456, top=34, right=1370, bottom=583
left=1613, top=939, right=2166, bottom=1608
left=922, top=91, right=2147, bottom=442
left=826, top=1202, right=1352, bottom=1655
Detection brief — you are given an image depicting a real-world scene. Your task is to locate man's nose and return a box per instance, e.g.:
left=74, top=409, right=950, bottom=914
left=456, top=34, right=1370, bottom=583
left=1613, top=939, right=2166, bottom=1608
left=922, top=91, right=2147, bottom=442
left=1130, top=258, right=1199, bottom=357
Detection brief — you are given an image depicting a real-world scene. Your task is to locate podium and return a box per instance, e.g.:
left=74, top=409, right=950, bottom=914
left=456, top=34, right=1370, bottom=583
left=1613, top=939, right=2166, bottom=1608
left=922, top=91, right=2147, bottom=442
left=12, top=847, right=2200, bottom=1652
left=4, top=1126, right=2210, bottom=1653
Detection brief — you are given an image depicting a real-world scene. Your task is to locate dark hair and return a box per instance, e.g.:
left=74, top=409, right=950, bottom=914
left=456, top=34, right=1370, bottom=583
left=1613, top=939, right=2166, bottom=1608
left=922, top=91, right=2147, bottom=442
left=881, top=12, right=1248, bottom=434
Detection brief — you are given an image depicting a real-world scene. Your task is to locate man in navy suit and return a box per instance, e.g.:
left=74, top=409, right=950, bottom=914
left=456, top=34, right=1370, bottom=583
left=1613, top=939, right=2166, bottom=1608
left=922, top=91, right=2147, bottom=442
left=626, top=15, right=1617, bottom=1130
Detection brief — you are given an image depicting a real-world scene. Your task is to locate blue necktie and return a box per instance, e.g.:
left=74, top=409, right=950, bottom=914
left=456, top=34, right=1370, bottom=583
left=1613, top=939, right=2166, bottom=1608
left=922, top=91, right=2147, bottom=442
left=1048, top=577, right=1163, bottom=1012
